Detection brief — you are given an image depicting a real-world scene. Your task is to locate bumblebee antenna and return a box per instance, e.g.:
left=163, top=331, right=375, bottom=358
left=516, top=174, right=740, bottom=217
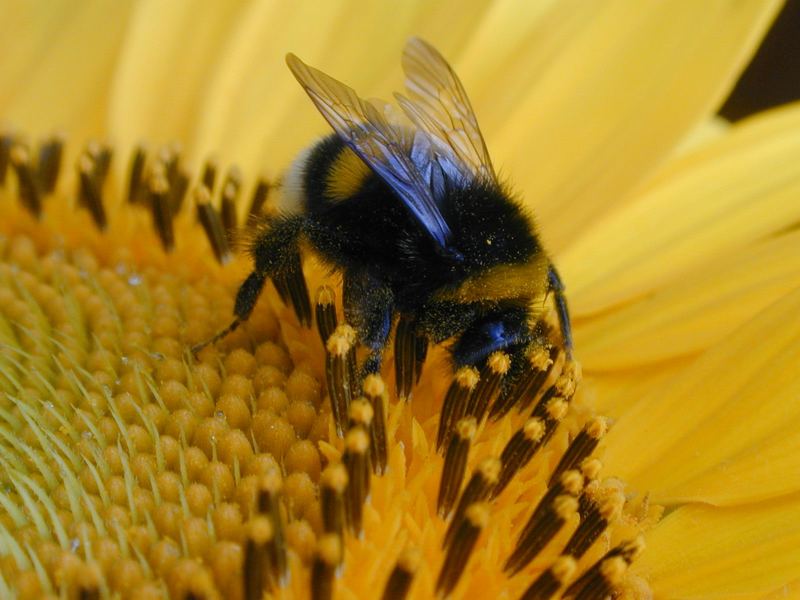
left=191, top=318, right=241, bottom=356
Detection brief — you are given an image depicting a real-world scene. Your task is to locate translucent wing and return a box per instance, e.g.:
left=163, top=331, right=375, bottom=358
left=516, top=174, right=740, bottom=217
left=397, top=37, right=496, bottom=181
left=286, top=53, right=453, bottom=250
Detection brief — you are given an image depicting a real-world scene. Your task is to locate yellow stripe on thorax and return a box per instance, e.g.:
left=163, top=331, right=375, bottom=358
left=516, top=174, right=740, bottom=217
left=325, top=147, right=371, bottom=200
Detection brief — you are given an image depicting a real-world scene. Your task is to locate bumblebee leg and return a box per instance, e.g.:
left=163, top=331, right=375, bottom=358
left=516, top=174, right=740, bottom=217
left=548, top=264, right=573, bottom=357
left=251, top=215, right=312, bottom=326
left=191, top=271, right=267, bottom=355
left=451, top=306, right=531, bottom=368
left=342, top=271, right=394, bottom=376
left=192, top=215, right=310, bottom=355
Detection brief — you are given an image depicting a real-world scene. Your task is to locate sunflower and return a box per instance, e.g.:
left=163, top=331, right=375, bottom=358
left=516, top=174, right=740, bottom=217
left=1, top=1, right=799, bottom=599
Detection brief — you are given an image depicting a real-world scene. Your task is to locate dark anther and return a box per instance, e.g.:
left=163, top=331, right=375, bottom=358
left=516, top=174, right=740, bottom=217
left=195, top=186, right=232, bottom=264
left=86, top=140, right=112, bottom=185
left=381, top=547, right=421, bottom=600
left=436, top=366, right=479, bottom=452
left=564, top=485, right=624, bottom=559
left=320, top=463, right=348, bottom=542
left=221, top=167, right=242, bottom=243
left=37, top=135, right=63, bottom=194
left=244, top=516, right=277, bottom=599
left=10, top=145, right=42, bottom=217
left=466, top=351, right=510, bottom=423
left=490, top=343, right=555, bottom=419
left=77, top=154, right=107, bottom=230
left=443, top=456, right=500, bottom=548
left=256, top=472, right=287, bottom=582
left=343, top=427, right=371, bottom=535
left=519, top=556, right=576, bottom=600
left=168, top=169, right=189, bottom=213
left=504, top=494, right=578, bottom=575
left=549, top=416, right=607, bottom=487
left=149, top=175, right=174, bottom=251
left=491, top=417, right=546, bottom=499
left=517, top=470, right=583, bottom=551
left=562, top=538, right=644, bottom=600
left=127, top=145, right=147, bottom=204
left=311, top=534, right=341, bottom=600
left=315, top=286, right=338, bottom=346
left=0, top=134, right=14, bottom=185
left=519, top=345, right=560, bottom=413
left=348, top=398, right=374, bottom=438
left=325, top=325, right=357, bottom=437
left=363, top=374, right=388, bottom=474
left=395, top=314, right=427, bottom=401
left=436, top=502, right=489, bottom=597
left=201, top=157, right=218, bottom=193
left=248, top=178, right=271, bottom=223
left=438, top=417, right=476, bottom=518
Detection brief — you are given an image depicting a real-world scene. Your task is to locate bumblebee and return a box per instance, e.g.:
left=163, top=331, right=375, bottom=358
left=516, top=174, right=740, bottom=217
left=200, top=38, right=572, bottom=392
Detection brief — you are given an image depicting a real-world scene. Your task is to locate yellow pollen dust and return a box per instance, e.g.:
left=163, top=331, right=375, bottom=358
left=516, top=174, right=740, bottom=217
left=0, top=221, right=327, bottom=598
left=0, top=135, right=654, bottom=600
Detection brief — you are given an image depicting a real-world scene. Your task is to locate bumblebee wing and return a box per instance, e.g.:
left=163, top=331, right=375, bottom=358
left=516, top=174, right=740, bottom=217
left=286, top=53, right=453, bottom=250
left=397, top=37, right=495, bottom=181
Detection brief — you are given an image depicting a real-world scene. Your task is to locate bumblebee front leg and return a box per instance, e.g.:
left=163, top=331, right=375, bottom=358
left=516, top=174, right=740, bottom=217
left=191, top=215, right=310, bottom=355
left=252, top=215, right=312, bottom=327
left=548, top=264, right=573, bottom=357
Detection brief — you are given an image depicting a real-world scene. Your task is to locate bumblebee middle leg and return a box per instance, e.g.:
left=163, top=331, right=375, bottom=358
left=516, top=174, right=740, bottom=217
left=342, top=271, right=394, bottom=376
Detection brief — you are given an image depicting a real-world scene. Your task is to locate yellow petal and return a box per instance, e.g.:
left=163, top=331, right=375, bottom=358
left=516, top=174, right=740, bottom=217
left=493, top=0, right=781, bottom=253
left=108, top=0, right=248, bottom=153
left=0, top=1, right=135, bottom=140
left=576, top=229, right=800, bottom=371
left=191, top=0, right=495, bottom=178
left=603, top=285, right=800, bottom=504
left=586, top=357, right=692, bottom=419
left=562, top=102, right=800, bottom=315
left=640, top=497, right=800, bottom=599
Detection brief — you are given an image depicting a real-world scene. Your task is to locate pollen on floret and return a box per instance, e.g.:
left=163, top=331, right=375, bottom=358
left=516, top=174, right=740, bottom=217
left=0, top=134, right=653, bottom=600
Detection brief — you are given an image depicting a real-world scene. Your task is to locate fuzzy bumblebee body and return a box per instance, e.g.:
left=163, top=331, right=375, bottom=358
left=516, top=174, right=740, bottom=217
left=211, top=38, right=572, bottom=386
